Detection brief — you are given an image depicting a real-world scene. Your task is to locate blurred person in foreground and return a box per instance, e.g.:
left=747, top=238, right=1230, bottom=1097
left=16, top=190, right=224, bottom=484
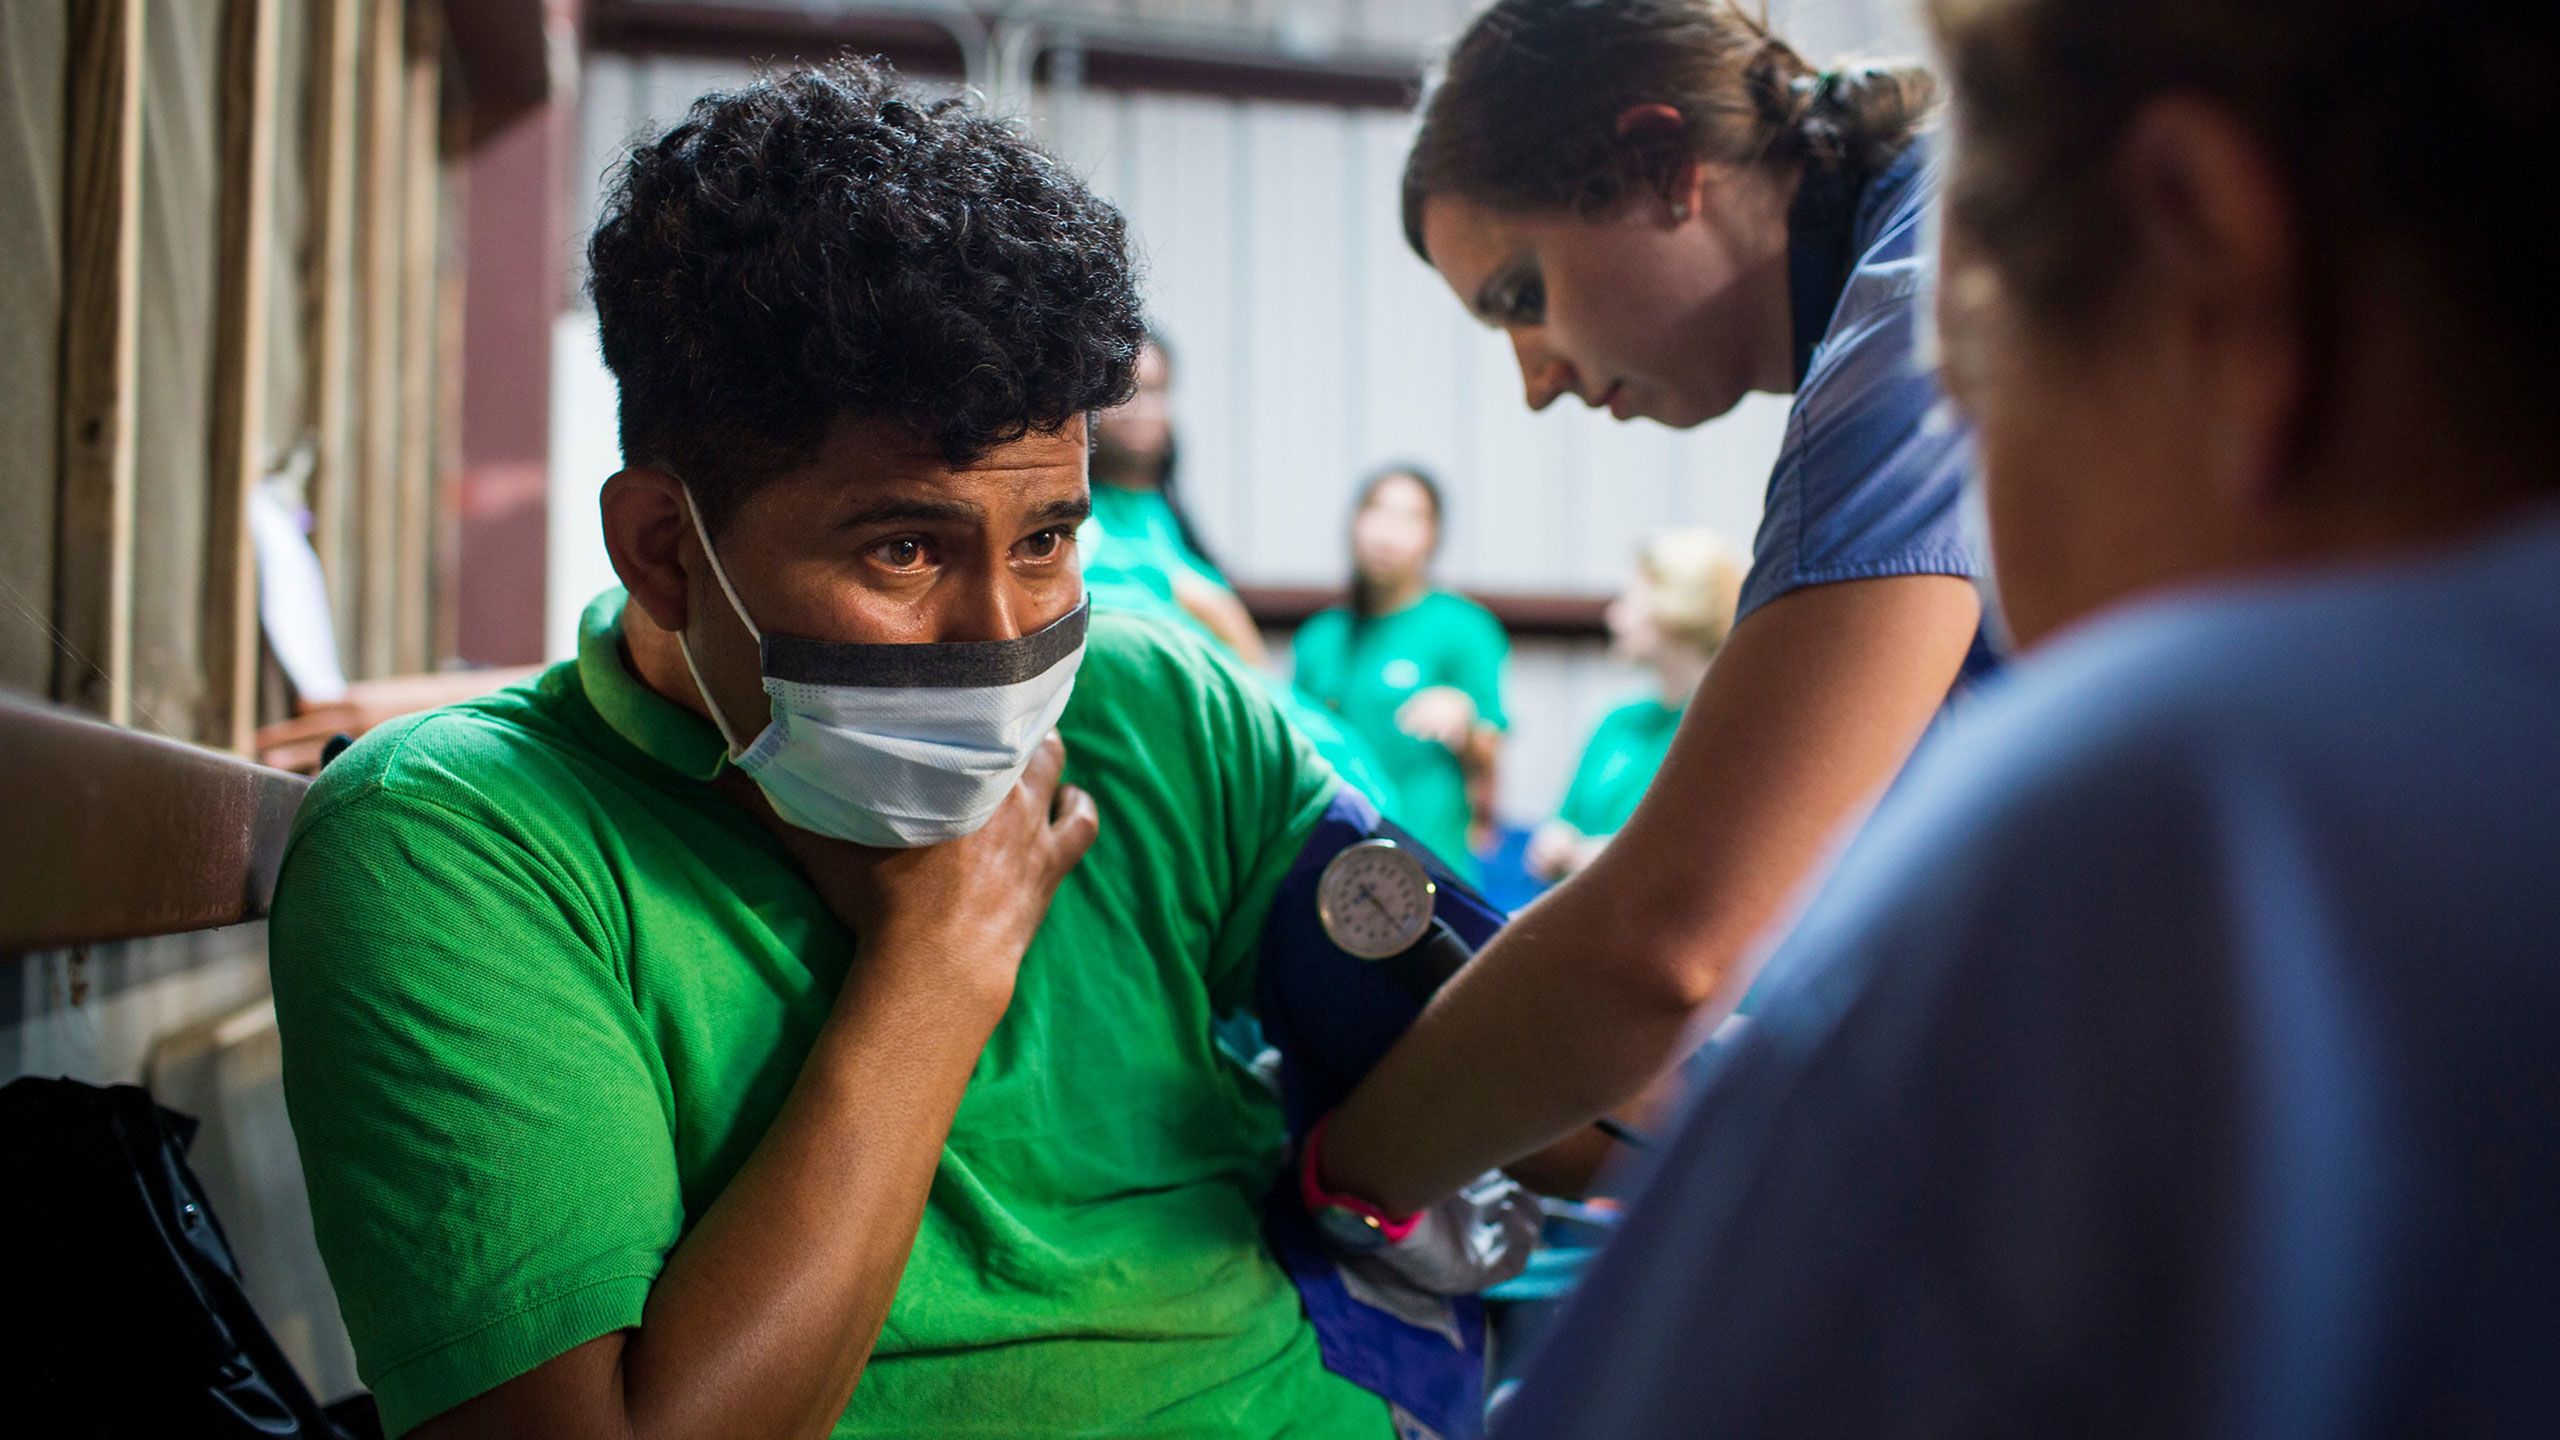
left=1528, top=528, right=1745, bottom=883
left=264, top=61, right=1516, bottom=1440
left=1496, top=0, right=2560, bottom=1433
left=1292, top=465, right=1510, bottom=883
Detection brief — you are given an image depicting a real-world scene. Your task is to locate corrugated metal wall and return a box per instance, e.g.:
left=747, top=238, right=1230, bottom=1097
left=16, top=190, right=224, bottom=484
left=554, top=0, right=1925, bottom=817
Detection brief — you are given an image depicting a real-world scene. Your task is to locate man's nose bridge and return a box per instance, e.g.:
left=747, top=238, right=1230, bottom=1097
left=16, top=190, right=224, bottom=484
left=945, top=566, right=1027, bottom=643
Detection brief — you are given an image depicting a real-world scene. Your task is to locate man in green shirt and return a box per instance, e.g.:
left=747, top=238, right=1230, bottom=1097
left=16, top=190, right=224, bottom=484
left=1079, top=335, right=1407, bottom=819
left=268, top=62, right=1400, bottom=1440
left=1086, top=337, right=1239, bottom=627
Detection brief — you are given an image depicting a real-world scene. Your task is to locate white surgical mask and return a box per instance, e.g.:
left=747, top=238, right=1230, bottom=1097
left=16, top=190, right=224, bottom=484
left=674, top=489, right=1087, bottom=847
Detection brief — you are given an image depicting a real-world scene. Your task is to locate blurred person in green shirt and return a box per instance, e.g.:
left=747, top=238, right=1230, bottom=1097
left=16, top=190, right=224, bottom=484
left=1084, top=332, right=1269, bottom=664
left=1291, top=467, right=1509, bottom=881
left=1529, top=529, right=1745, bottom=882
left=264, top=62, right=1424, bottom=1440
left=1079, top=334, right=1405, bottom=817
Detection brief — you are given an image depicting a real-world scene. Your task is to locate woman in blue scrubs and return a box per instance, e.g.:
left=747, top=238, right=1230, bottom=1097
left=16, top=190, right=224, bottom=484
left=1491, top=0, right=2560, bottom=1430
left=1317, top=0, right=1993, bottom=1204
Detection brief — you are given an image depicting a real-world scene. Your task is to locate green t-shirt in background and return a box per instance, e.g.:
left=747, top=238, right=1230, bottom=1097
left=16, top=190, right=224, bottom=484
left=1078, top=501, right=1408, bottom=819
left=1078, top=529, right=1181, bottom=617
left=1290, top=590, right=1509, bottom=881
left=1557, top=696, right=1684, bottom=840
left=267, top=592, right=1391, bottom=1440
left=1087, top=480, right=1229, bottom=595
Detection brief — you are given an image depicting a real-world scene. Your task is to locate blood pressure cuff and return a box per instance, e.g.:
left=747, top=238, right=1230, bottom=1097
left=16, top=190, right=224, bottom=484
left=1253, top=786, right=1516, bottom=1440
left=1256, top=787, right=1510, bottom=1136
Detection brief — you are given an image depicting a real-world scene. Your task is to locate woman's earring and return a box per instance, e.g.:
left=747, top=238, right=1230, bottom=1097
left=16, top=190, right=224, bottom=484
left=1671, top=202, right=1690, bottom=221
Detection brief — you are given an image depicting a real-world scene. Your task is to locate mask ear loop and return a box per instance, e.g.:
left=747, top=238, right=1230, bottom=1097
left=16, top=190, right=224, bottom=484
left=674, top=484, right=761, bottom=760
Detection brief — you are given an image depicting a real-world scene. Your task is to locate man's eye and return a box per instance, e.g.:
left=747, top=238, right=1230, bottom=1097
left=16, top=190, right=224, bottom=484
left=871, top=537, right=930, bottom=570
left=1020, top=528, right=1069, bottom=561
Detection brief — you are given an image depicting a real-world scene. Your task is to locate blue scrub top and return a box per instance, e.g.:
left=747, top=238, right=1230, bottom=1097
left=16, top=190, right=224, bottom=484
left=1740, top=139, right=1996, bottom=679
left=1497, top=505, right=2560, bottom=1438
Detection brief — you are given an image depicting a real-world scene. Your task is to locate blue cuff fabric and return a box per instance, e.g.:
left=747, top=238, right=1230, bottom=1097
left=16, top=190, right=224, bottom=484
left=1255, top=788, right=1511, bottom=1138
left=1253, top=787, right=1516, bottom=1440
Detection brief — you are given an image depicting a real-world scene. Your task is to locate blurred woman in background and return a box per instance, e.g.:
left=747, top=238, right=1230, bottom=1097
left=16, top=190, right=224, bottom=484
left=1322, top=0, right=1988, bottom=1214
left=1292, top=466, right=1509, bottom=881
left=1529, top=528, right=1743, bottom=883
left=1495, top=0, right=2560, bottom=1430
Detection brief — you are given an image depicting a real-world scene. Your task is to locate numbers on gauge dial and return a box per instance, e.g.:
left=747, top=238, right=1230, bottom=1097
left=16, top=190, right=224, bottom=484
left=1317, top=840, right=1438, bottom=960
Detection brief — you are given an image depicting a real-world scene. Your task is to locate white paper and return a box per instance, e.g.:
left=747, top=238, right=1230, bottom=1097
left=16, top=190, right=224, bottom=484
left=248, top=482, right=350, bottom=704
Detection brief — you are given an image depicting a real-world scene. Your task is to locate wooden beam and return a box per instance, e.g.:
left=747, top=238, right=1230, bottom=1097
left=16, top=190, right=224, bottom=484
left=203, top=0, right=285, bottom=754
left=303, top=0, right=361, bottom=636
left=1236, top=585, right=1615, bottom=641
left=0, top=693, right=308, bottom=951
left=52, top=0, right=145, bottom=724
left=442, top=0, right=557, bottom=143
left=1064, top=45, right=1421, bottom=110
left=584, top=0, right=1427, bottom=110
left=355, top=0, right=405, bottom=678
left=394, top=0, right=446, bottom=675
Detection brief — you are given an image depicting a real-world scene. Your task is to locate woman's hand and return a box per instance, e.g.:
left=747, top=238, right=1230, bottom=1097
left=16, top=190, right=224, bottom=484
left=1526, top=824, right=1612, bottom=882
left=1525, top=822, right=1588, bottom=882
left=728, top=732, right=1098, bottom=1015
left=1396, top=685, right=1480, bottom=751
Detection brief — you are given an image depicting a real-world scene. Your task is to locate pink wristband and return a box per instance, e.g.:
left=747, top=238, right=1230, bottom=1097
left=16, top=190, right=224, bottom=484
left=1299, top=1114, right=1424, bottom=1245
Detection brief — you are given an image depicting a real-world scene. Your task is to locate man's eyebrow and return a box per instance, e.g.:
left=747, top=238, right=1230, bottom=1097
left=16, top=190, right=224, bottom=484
left=834, top=495, right=984, bottom=531
left=1030, top=495, right=1092, bottom=528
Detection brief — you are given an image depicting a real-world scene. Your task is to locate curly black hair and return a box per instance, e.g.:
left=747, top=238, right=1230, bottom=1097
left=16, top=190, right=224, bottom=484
left=586, top=58, right=1144, bottom=530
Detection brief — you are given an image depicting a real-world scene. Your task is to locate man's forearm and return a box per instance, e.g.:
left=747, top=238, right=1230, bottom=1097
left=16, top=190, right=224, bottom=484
left=621, top=955, right=997, bottom=1439
left=1173, top=575, right=1272, bottom=666
left=420, top=940, right=1003, bottom=1440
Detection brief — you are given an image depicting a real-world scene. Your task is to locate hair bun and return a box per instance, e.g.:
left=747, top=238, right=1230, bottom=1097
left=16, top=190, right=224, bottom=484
left=1814, top=62, right=1940, bottom=171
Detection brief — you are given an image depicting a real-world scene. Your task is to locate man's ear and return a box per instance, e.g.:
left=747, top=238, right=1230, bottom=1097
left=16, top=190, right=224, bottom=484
left=1614, top=102, right=1702, bottom=222
left=2118, top=97, right=2306, bottom=508
left=601, top=467, right=693, bottom=633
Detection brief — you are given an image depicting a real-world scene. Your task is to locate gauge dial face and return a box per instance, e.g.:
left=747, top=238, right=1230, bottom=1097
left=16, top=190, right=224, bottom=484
left=1317, top=840, right=1438, bottom=960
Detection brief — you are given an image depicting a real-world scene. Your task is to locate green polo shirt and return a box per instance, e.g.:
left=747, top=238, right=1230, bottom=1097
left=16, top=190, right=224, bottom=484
left=1290, top=591, right=1509, bottom=881
left=268, top=591, right=1391, bottom=1440
left=1557, top=696, right=1684, bottom=839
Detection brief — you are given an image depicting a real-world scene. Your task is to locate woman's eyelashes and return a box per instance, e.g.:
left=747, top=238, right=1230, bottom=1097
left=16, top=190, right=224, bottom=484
left=1486, top=265, right=1547, bottom=326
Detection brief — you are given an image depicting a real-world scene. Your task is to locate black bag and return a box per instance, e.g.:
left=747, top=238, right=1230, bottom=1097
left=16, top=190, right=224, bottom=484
left=1, top=1075, right=376, bottom=1439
